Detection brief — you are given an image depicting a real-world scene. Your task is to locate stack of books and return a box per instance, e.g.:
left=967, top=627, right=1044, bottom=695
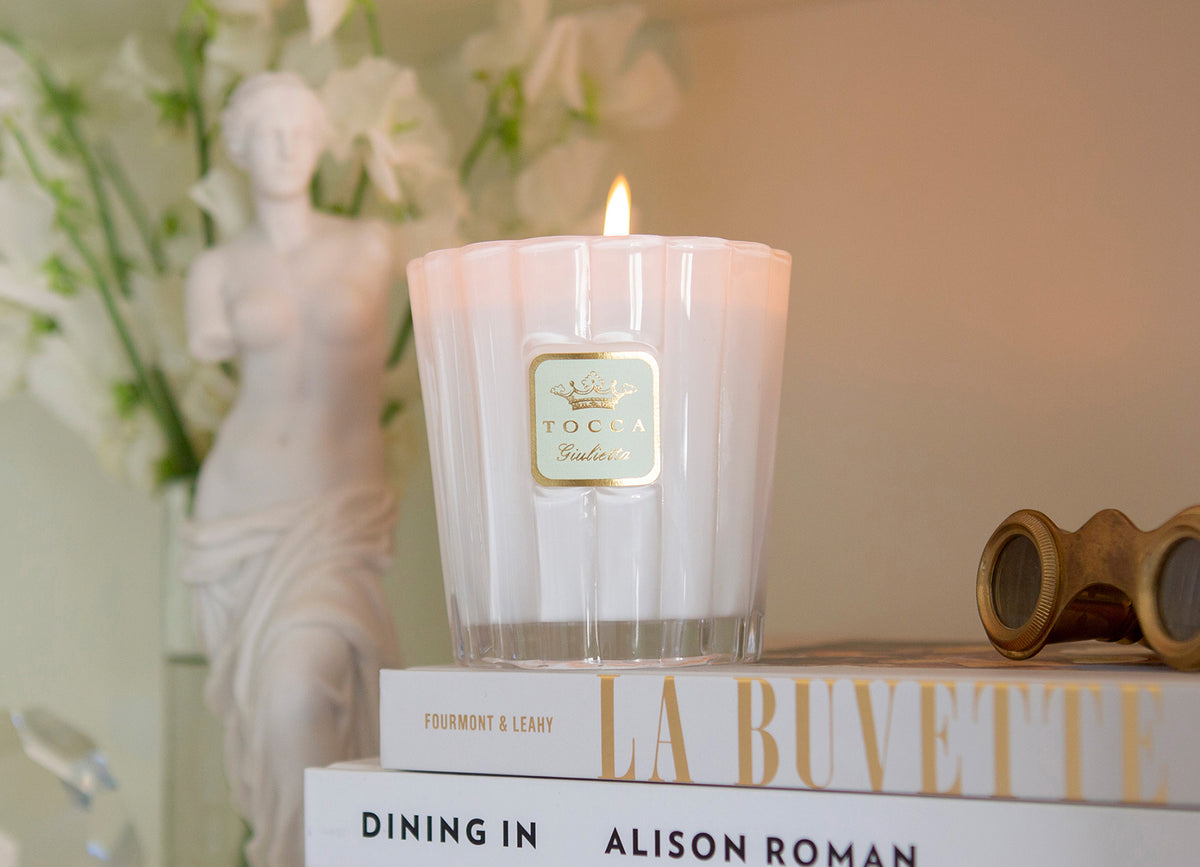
left=305, top=643, right=1200, bottom=865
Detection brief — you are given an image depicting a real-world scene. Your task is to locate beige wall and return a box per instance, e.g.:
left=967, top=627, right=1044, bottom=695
left=622, top=0, right=1200, bottom=644
left=2, top=0, right=1200, bottom=863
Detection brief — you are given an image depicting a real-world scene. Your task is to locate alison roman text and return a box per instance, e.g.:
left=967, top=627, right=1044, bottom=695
left=603, top=827, right=916, bottom=866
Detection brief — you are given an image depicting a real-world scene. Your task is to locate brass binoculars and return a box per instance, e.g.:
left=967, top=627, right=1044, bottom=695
left=977, top=507, right=1200, bottom=671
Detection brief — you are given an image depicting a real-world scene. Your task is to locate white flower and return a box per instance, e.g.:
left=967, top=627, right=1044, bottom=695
left=209, top=0, right=291, bottom=21
left=515, top=136, right=609, bottom=234
left=102, top=406, right=168, bottom=491
left=24, top=295, right=124, bottom=449
left=278, top=28, right=342, bottom=87
left=101, top=35, right=169, bottom=102
left=525, top=4, right=680, bottom=131
left=203, top=18, right=273, bottom=102
left=26, top=332, right=110, bottom=448
left=0, top=178, right=74, bottom=320
left=0, top=177, right=58, bottom=269
left=0, top=263, right=69, bottom=319
left=321, top=57, right=451, bottom=204
left=462, top=0, right=550, bottom=76
left=179, top=363, right=236, bottom=442
left=126, top=272, right=191, bottom=378
left=0, top=302, right=33, bottom=396
left=25, top=293, right=167, bottom=489
left=0, top=43, right=37, bottom=119
left=189, top=164, right=253, bottom=239
left=305, top=0, right=354, bottom=44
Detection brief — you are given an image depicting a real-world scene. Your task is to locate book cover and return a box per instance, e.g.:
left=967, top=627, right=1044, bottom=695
left=379, top=642, right=1200, bottom=807
left=305, top=758, right=1199, bottom=866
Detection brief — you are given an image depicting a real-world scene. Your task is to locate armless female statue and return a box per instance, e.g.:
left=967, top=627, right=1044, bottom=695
left=181, top=72, right=399, bottom=867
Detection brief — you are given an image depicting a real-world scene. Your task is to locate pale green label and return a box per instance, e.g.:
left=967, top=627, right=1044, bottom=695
left=529, top=352, right=660, bottom=487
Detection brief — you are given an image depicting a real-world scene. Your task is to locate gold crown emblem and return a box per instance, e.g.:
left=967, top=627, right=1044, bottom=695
left=550, top=371, right=637, bottom=411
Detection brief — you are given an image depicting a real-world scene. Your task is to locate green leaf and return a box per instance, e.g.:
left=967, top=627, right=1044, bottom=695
left=30, top=313, right=58, bottom=334
left=46, top=178, right=84, bottom=217
left=160, top=210, right=182, bottom=238
left=155, top=452, right=193, bottom=485
left=42, top=83, right=85, bottom=119
left=579, top=72, right=601, bottom=127
left=112, top=380, right=144, bottom=419
left=41, top=255, right=79, bottom=297
left=381, top=399, right=404, bottom=426
left=151, top=89, right=192, bottom=132
left=46, top=128, right=74, bottom=157
left=184, top=0, right=220, bottom=35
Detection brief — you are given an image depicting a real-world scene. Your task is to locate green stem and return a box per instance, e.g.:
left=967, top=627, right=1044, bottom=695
left=387, top=304, right=413, bottom=368
left=459, top=109, right=497, bottom=185
left=98, top=142, right=168, bottom=275
left=176, top=25, right=215, bottom=247
left=323, top=1, right=384, bottom=216
left=347, top=165, right=371, bottom=217
left=149, top=367, right=199, bottom=477
left=358, top=0, right=385, bottom=56
left=4, top=35, right=135, bottom=299
left=5, top=117, right=199, bottom=479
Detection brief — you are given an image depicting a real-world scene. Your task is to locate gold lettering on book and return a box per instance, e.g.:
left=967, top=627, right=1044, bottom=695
left=919, top=682, right=963, bottom=795
left=973, top=682, right=1022, bottom=799
left=1121, top=684, right=1167, bottom=804
left=853, top=680, right=899, bottom=792
left=1057, top=684, right=1102, bottom=800
left=736, top=679, right=779, bottom=786
left=599, top=675, right=636, bottom=780
left=793, top=679, right=834, bottom=789
left=648, top=677, right=691, bottom=783
left=592, top=672, right=1171, bottom=802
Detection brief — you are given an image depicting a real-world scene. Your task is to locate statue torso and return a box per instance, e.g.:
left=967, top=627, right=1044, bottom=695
left=193, top=216, right=392, bottom=521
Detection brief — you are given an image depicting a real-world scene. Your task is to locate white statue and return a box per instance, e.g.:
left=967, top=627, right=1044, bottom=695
left=180, top=72, right=400, bottom=867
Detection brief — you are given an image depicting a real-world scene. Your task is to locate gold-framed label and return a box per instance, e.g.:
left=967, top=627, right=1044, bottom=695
left=529, top=351, right=661, bottom=487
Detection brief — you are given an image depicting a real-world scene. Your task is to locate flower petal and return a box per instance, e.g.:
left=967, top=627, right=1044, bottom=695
left=578, top=4, right=646, bottom=83
left=279, top=27, right=342, bottom=86
left=462, top=0, right=550, bottom=75
left=25, top=334, right=110, bottom=448
left=306, top=0, right=355, bottom=44
left=102, top=35, right=169, bottom=101
left=203, top=18, right=273, bottom=101
left=189, top=166, right=253, bottom=239
left=515, top=136, right=609, bottom=232
left=602, top=52, right=681, bottom=130
left=0, top=177, right=58, bottom=267
left=0, top=304, right=31, bottom=397
left=180, top=363, right=237, bottom=438
left=364, top=129, right=402, bottom=202
left=525, top=18, right=581, bottom=108
left=0, top=263, right=69, bottom=317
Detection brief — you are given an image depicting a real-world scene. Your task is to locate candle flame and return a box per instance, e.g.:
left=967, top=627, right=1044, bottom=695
left=604, top=174, right=631, bottom=236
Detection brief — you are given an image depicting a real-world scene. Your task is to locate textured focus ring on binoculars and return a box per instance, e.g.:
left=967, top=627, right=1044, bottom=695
left=977, top=507, right=1200, bottom=671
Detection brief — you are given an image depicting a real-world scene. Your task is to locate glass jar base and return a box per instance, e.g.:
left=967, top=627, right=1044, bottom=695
left=455, top=614, right=764, bottom=669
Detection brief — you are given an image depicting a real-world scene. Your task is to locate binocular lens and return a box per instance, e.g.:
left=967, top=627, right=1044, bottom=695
left=991, top=534, right=1042, bottom=629
left=1158, top=538, right=1200, bottom=642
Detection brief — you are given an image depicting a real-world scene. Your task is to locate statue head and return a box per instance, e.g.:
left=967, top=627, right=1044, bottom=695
left=222, top=72, right=328, bottom=199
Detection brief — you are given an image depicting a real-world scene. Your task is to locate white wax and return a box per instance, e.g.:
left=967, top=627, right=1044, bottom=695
left=408, top=236, right=790, bottom=651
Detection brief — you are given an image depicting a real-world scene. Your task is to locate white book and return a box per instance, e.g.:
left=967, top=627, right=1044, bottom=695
left=305, top=758, right=1199, bottom=866
left=379, top=643, right=1200, bottom=807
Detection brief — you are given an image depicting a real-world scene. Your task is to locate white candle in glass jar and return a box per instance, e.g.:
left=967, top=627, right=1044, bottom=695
left=407, top=181, right=790, bottom=667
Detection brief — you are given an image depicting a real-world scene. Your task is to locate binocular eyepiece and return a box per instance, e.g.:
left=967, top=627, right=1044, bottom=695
left=977, top=507, right=1200, bottom=671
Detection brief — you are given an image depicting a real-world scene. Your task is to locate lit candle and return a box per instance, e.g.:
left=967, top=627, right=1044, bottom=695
left=407, top=178, right=791, bottom=667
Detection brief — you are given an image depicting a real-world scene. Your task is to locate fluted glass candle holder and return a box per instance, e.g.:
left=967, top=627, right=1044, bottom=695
left=407, top=235, right=791, bottom=667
